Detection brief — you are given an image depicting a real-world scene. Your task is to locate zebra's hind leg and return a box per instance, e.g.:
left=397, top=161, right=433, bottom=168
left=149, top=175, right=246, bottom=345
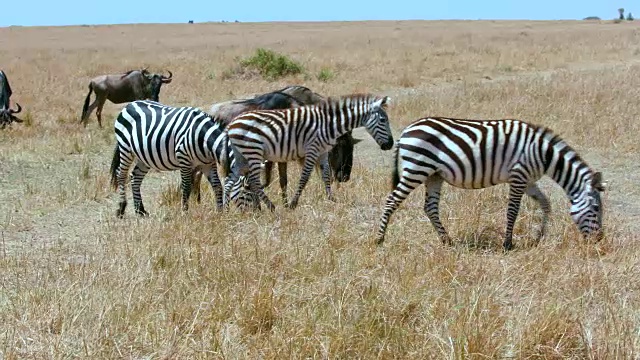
left=130, top=163, right=151, bottom=217
left=287, top=153, right=319, bottom=210
left=205, top=167, right=224, bottom=210
left=179, top=167, right=195, bottom=212
left=115, top=152, right=135, bottom=218
left=375, top=172, right=422, bottom=245
left=503, top=177, right=528, bottom=251
left=423, top=176, right=451, bottom=245
left=525, top=183, right=551, bottom=243
left=277, top=162, right=289, bottom=205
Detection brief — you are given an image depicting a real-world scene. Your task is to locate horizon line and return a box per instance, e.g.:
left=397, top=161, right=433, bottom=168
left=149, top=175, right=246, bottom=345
left=1, top=17, right=615, bottom=29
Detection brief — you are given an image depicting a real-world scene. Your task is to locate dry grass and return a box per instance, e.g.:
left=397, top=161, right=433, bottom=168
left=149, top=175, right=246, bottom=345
left=0, top=20, right=639, bottom=358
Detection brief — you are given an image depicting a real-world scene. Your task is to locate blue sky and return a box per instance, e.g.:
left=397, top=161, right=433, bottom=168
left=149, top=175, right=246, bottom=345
left=1, top=0, right=636, bottom=27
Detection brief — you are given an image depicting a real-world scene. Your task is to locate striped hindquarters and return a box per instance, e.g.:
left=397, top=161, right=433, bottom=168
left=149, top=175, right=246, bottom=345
left=114, top=100, right=226, bottom=171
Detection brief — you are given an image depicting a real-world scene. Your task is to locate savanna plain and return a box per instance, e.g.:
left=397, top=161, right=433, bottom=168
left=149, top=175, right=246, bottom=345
left=1, top=20, right=640, bottom=359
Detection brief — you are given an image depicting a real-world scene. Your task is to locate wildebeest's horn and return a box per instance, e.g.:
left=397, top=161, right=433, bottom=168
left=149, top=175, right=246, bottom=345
left=162, top=70, right=173, bottom=83
left=10, top=102, right=22, bottom=114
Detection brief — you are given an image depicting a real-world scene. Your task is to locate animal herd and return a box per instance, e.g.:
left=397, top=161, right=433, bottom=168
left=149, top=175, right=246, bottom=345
left=1, top=66, right=606, bottom=251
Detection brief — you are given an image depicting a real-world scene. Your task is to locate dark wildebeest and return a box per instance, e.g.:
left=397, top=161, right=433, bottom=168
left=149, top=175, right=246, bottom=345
left=0, top=70, right=23, bottom=129
left=80, top=68, right=173, bottom=128
left=191, top=85, right=362, bottom=204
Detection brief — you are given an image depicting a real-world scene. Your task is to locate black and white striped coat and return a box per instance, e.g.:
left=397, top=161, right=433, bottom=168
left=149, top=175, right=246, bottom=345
left=227, top=94, right=395, bottom=211
left=110, top=100, right=241, bottom=217
left=376, top=117, right=605, bottom=250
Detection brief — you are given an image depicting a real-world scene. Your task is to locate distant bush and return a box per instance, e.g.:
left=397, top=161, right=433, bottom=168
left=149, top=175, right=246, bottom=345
left=627, top=13, right=634, bottom=21
left=239, top=48, right=304, bottom=80
left=583, top=16, right=601, bottom=20
left=317, top=67, right=335, bottom=82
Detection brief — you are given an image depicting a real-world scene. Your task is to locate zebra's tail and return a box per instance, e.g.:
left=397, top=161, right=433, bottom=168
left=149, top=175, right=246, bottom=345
left=109, top=144, right=120, bottom=191
left=81, top=84, right=93, bottom=121
left=391, top=142, right=400, bottom=190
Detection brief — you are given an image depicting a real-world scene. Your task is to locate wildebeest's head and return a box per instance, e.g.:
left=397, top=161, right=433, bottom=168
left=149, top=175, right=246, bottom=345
left=143, top=70, right=173, bottom=102
left=329, top=131, right=363, bottom=182
left=0, top=102, right=23, bottom=129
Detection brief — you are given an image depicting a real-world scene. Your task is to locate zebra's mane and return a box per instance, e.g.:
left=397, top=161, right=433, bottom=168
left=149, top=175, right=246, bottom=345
left=321, top=94, right=387, bottom=110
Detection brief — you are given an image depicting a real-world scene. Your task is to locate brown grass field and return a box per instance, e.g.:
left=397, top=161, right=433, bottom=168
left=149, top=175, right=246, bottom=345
left=1, top=20, right=640, bottom=358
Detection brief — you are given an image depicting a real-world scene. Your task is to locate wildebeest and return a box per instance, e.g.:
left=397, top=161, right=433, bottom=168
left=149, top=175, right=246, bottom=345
left=0, top=70, right=23, bottom=129
left=191, top=85, right=363, bottom=204
left=80, top=68, right=173, bottom=128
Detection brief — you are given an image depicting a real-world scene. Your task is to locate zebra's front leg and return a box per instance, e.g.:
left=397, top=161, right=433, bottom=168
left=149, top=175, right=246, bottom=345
left=277, top=162, right=289, bottom=205
left=205, top=167, right=224, bottom=211
left=179, top=167, right=194, bottom=212
left=287, top=154, right=319, bottom=210
left=318, top=153, right=335, bottom=202
left=526, top=183, right=551, bottom=242
left=424, top=176, right=451, bottom=245
left=503, top=181, right=527, bottom=251
left=130, top=163, right=151, bottom=217
left=246, top=164, right=276, bottom=212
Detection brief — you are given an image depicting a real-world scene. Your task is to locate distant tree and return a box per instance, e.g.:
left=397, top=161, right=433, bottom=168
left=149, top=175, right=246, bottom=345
left=619, top=8, right=625, bottom=20
left=583, top=16, right=601, bottom=20
left=627, top=12, right=634, bottom=21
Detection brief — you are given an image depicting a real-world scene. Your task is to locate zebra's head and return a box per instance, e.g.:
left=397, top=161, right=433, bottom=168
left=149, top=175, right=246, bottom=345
left=362, top=96, right=394, bottom=151
left=570, top=171, right=606, bottom=240
left=223, top=175, right=261, bottom=211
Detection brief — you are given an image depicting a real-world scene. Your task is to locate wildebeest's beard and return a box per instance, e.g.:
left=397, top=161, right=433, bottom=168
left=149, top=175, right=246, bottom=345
left=329, top=132, right=360, bottom=183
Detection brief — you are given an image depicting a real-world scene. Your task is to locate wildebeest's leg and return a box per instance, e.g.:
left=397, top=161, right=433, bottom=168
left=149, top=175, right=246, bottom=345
left=263, top=161, right=274, bottom=188
left=191, top=167, right=203, bottom=203
left=95, top=96, right=108, bottom=128
left=179, top=167, right=195, bottom=212
left=318, top=153, right=335, bottom=202
left=525, top=183, right=551, bottom=242
left=287, top=152, right=320, bottom=210
left=277, top=162, right=288, bottom=205
left=423, top=176, right=451, bottom=245
left=82, top=93, right=104, bottom=127
left=130, top=162, right=151, bottom=217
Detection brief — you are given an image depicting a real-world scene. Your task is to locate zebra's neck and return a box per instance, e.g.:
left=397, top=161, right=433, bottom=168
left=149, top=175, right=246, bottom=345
left=543, top=134, right=593, bottom=202
left=319, top=97, right=369, bottom=139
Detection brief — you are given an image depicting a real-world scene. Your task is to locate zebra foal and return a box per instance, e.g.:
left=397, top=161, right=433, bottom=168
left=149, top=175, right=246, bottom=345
left=228, top=94, right=395, bottom=211
left=376, top=117, right=605, bottom=250
left=110, top=100, right=251, bottom=217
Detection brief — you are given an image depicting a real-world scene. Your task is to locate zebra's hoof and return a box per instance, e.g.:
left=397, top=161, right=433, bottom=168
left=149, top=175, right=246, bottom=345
left=502, top=242, right=515, bottom=251
left=375, top=237, right=385, bottom=245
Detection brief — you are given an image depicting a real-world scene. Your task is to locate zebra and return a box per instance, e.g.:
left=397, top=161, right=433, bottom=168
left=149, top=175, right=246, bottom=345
left=109, top=100, right=257, bottom=217
left=227, top=94, right=395, bottom=211
left=376, top=117, right=605, bottom=250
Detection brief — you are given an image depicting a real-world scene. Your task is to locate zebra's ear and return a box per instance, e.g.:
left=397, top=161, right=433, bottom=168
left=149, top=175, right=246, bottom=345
left=373, top=96, right=391, bottom=109
left=592, top=171, right=606, bottom=192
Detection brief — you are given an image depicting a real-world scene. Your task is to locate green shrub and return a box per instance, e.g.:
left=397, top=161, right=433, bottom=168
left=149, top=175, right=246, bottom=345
left=317, top=67, right=335, bottom=82
left=239, top=48, right=304, bottom=80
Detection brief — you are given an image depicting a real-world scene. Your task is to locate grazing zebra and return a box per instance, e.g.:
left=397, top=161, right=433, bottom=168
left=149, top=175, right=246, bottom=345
left=109, top=100, right=254, bottom=217
left=376, top=117, right=605, bottom=250
left=228, top=94, right=395, bottom=211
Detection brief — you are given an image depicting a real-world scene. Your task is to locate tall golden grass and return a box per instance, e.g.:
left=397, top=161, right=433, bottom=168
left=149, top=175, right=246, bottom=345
left=0, top=20, right=639, bottom=358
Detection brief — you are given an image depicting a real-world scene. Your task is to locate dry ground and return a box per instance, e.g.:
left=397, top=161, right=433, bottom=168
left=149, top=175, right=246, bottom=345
left=0, top=20, right=639, bottom=358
